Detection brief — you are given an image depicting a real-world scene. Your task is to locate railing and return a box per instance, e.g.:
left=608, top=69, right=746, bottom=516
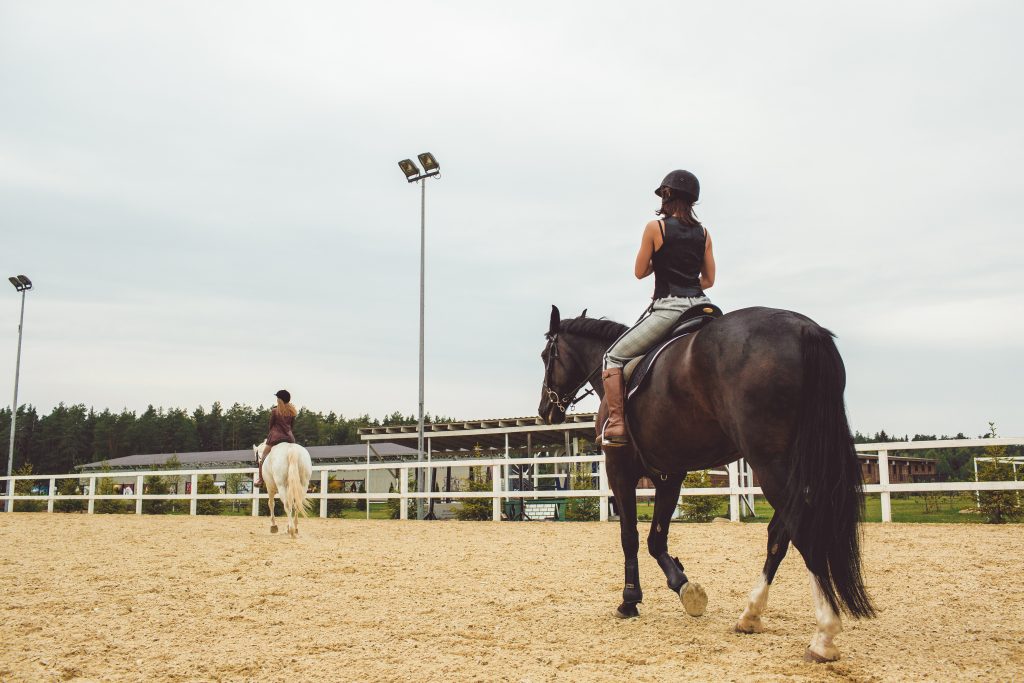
left=1, top=438, right=1021, bottom=522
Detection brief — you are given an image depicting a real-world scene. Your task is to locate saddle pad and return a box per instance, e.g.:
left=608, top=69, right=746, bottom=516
left=625, top=332, right=693, bottom=400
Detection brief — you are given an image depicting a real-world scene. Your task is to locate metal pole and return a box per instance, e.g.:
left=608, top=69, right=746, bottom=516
left=416, top=177, right=426, bottom=520
left=7, top=288, right=27, bottom=508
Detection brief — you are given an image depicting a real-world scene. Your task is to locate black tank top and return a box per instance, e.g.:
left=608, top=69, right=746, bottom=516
left=652, top=217, right=705, bottom=299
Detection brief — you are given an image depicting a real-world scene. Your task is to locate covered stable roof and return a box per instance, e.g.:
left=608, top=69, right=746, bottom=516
left=359, top=413, right=598, bottom=453
left=77, top=442, right=419, bottom=472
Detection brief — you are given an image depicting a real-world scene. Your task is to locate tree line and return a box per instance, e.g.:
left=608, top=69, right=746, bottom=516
left=853, top=427, right=1022, bottom=481
left=0, top=403, right=451, bottom=475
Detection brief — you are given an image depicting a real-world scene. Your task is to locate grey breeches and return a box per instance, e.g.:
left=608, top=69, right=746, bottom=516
left=603, top=295, right=712, bottom=370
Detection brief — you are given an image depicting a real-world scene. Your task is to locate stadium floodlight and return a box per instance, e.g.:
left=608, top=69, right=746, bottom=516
left=6, top=274, right=33, bottom=510
left=417, top=152, right=440, bottom=176
left=398, top=159, right=421, bottom=182
left=397, top=153, right=442, bottom=519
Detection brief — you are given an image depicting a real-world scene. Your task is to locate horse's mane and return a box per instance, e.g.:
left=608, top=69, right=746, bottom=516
left=558, top=316, right=627, bottom=343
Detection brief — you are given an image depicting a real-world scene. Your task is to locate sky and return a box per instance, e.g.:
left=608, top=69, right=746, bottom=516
left=1, top=1, right=1022, bottom=437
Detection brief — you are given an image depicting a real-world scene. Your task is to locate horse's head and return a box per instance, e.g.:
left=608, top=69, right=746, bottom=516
left=538, top=305, right=596, bottom=425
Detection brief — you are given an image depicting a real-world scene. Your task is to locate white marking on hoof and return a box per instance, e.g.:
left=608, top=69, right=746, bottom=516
left=270, top=525, right=279, bottom=534
left=680, top=582, right=708, bottom=617
left=735, top=615, right=764, bottom=633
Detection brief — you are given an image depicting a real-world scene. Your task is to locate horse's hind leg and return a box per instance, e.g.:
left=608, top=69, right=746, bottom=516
left=268, top=490, right=279, bottom=534
left=736, top=510, right=791, bottom=633
left=648, top=475, right=707, bottom=617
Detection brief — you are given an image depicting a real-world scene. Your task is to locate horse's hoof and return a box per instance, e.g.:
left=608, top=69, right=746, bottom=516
left=735, top=616, right=764, bottom=633
left=803, top=647, right=839, bottom=663
left=680, top=581, right=708, bottom=617
left=614, top=603, right=640, bottom=619
left=270, top=525, right=279, bottom=534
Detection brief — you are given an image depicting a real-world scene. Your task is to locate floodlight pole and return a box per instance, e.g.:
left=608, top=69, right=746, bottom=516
left=416, top=176, right=426, bottom=521
left=7, top=286, right=28, bottom=505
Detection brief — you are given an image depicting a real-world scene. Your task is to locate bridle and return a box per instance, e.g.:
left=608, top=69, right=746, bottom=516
left=542, top=332, right=602, bottom=414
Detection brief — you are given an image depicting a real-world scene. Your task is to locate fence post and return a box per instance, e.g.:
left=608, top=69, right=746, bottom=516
left=48, top=477, right=56, bottom=513
left=598, top=456, right=609, bottom=522
left=400, top=465, right=409, bottom=520
left=87, top=476, right=96, bottom=514
left=189, top=474, right=198, bottom=516
left=728, top=461, right=740, bottom=522
left=319, top=471, right=328, bottom=519
left=135, top=474, right=144, bottom=515
left=491, top=464, right=501, bottom=522
left=878, top=450, right=891, bottom=522
left=4, top=477, right=13, bottom=513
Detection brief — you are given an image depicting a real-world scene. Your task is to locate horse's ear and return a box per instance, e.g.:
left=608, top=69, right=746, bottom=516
left=580, top=308, right=587, bottom=318
left=549, top=305, right=560, bottom=335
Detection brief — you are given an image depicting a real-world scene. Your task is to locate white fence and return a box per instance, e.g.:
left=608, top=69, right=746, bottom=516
left=1, top=438, right=1022, bottom=522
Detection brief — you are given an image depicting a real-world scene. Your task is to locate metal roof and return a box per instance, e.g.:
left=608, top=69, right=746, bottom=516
left=359, top=413, right=597, bottom=453
left=77, top=442, right=419, bottom=472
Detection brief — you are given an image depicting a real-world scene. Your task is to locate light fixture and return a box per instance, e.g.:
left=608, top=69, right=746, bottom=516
left=417, top=152, right=440, bottom=175
left=398, top=159, right=421, bottom=181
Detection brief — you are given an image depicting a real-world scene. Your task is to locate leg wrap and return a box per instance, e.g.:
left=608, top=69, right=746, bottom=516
left=623, top=560, right=643, bottom=604
left=656, top=552, right=689, bottom=593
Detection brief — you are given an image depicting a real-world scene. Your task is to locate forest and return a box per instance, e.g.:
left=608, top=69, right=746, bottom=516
left=0, top=403, right=1017, bottom=480
left=0, top=403, right=449, bottom=475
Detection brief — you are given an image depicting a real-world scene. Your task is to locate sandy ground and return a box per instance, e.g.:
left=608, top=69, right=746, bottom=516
left=0, top=514, right=1022, bottom=683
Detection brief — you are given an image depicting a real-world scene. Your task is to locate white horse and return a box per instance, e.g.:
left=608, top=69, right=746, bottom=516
left=253, top=440, right=312, bottom=538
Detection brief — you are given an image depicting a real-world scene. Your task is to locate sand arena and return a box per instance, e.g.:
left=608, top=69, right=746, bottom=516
left=1, top=514, right=1022, bottom=682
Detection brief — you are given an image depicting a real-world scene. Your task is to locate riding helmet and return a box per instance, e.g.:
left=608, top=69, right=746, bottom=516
left=275, top=389, right=291, bottom=403
left=655, top=169, right=700, bottom=202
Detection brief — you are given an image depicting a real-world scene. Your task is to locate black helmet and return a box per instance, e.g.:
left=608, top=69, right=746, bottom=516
left=655, top=170, right=699, bottom=202
left=275, top=389, right=291, bottom=403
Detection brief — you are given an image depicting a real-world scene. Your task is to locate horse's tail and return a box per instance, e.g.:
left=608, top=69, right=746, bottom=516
left=286, top=446, right=309, bottom=519
left=783, top=325, right=875, bottom=619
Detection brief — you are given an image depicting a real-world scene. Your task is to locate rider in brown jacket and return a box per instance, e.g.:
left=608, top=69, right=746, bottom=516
left=254, top=389, right=297, bottom=487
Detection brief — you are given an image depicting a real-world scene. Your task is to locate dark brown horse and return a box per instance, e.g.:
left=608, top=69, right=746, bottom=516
left=539, top=305, right=874, bottom=662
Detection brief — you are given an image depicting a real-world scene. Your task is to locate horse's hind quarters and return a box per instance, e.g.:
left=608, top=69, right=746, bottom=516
left=680, top=582, right=708, bottom=617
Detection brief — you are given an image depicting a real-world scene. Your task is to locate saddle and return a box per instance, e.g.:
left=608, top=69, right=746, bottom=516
left=624, top=303, right=723, bottom=396
left=597, top=303, right=723, bottom=443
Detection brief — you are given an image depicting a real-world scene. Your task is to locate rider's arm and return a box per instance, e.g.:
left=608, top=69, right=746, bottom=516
left=700, top=229, right=716, bottom=290
left=634, top=221, right=661, bottom=279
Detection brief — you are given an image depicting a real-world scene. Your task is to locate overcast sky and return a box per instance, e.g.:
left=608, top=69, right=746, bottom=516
left=1, top=1, right=1022, bottom=437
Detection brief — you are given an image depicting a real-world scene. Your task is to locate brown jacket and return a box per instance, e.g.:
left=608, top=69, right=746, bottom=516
left=267, top=407, right=296, bottom=446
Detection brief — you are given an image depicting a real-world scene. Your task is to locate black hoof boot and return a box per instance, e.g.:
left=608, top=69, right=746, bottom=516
left=656, top=553, right=688, bottom=593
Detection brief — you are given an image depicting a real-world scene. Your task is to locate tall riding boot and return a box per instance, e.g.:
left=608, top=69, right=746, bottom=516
left=601, top=367, right=628, bottom=445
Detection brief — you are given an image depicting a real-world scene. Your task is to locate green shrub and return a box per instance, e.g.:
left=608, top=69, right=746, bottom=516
left=196, top=474, right=222, bottom=515
left=143, top=473, right=171, bottom=514
left=93, top=465, right=133, bottom=514
left=455, top=467, right=492, bottom=521
left=976, top=423, right=1022, bottom=524
left=564, top=464, right=599, bottom=521
left=13, top=463, right=45, bottom=512
left=677, top=470, right=724, bottom=522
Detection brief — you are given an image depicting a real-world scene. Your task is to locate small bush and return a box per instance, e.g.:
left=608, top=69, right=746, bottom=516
left=677, top=470, right=724, bottom=522
left=13, top=464, right=46, bottom=512
left=564, top=464, right=599, bottom=521
left=196, top=474, right=222, bottom=515
left=455, top=467, right=492, bottom=521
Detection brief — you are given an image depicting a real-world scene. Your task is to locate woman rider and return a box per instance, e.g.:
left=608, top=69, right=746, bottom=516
left=254, top=389, right=298, bottom=487
left=600, top=169, right=716, bottom=445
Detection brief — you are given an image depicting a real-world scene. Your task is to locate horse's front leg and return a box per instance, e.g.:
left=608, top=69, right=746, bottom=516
left=648, top=475, right=707, bottom=617
left=607, top=449, right=642, bottom=618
